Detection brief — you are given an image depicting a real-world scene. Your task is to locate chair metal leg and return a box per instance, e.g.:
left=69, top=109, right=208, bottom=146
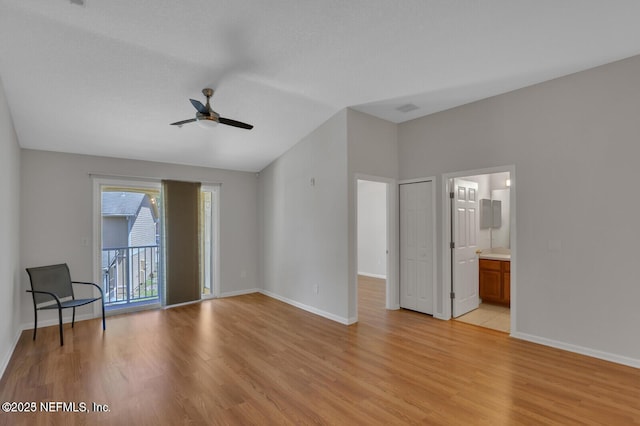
left=72, top=307, right=76, bottom=328
left=58, top=308, right=64, bottom=346
left=33, top=309, right=37, bottom=341
left=101, top=302, right=106, bottom=331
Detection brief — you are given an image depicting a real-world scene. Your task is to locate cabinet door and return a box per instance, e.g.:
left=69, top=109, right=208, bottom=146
left=503, top=271, right=510, bottom=305
left=479, top=269, right=502, bottom=303
left=479, top=259, right=501, bottom=271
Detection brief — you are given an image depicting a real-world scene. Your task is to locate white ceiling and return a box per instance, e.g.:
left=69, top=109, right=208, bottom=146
left=1, top=1, right=640, bottom=172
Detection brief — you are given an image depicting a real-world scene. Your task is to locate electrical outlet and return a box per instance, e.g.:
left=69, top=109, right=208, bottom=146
left=313, top=284, right=319, bottom=294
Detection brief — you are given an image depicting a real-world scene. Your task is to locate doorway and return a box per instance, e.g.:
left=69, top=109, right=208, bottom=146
left=97, top=180, right=162, bottom=313
left=357, top=179, right=388, bottom=316
left=444, top=168, right=515, bottom=333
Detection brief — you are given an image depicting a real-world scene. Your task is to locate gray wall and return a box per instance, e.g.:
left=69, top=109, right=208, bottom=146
left=346, top=108, right=399, bottom=316
left=259, top=110, right=351, bottom=322
left=20, top=150, right=259, bottom=325
left=398, top=55, right=640, bottom=363
left=0, top=76, right=21, bottom=377
left=258, top=108, right=400, bottom=323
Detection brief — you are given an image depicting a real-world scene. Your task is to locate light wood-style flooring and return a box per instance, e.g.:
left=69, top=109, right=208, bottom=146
left=1, top=278, right=639, bottom=425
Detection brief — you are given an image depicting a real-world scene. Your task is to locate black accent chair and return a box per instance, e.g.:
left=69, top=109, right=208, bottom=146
left=26, top=263, right=106, bottom=346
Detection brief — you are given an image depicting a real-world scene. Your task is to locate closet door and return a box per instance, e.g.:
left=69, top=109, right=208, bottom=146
left=400, top=181, right=434, bottom=315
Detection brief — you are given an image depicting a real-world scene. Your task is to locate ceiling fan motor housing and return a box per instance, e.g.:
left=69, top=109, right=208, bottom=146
left=197, top=110, right=219, bottom=121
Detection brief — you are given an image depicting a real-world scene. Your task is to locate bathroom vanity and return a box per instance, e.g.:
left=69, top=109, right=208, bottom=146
left=478, top=255, right=510, bottom=306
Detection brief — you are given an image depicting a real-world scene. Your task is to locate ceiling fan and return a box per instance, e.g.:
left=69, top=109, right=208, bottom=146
left=170, top=88, right=253, bottom=130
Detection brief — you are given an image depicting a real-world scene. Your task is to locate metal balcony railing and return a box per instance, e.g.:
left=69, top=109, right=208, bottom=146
left=102, top=245, right=159, bottom=306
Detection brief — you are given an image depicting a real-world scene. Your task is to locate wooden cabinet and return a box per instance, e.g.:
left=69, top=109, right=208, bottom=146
left=479, top=259, right=510, bottom=306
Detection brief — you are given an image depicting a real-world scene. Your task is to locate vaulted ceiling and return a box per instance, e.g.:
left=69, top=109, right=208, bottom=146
left=2, top=1, right=640, bottom=172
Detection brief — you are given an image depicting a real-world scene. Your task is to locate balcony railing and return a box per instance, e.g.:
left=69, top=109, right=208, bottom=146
left=102, top=245, right=159, bottom=307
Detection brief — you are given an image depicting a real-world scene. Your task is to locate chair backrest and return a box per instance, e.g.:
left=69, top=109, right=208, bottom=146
left=26, top=264, right=74, bottom=305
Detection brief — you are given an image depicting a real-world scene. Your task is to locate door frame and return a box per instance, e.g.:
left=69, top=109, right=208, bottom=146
left=398, top=177, right=437, bottom=315
left=441, top=165, right=516, bottom=334
left=92, top=176, right=163, bottom=316
left=200, top=184, right=221, bottom=299
left=353, top=174, right=398, bottom=321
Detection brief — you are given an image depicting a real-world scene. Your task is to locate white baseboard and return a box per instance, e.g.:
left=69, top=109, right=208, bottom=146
left=259, top=289, right=352, bottom=325
left=163, top=299, right=203, bottom=309
left=357, top=272, right=387, bottom=280
left=345, top=316, right=357, bottom=325
left=219, top=288, right=260, bottom=298
left=512, top=331, right=640, bottom=369
left=106, top=303, right=160, bottom=316
left=20, top=313, right=96, bottom=331
left=0, top=328, right=23, bottom=381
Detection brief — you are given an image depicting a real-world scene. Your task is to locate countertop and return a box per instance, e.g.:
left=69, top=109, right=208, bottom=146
left=477, top=250, right=511, bottom=261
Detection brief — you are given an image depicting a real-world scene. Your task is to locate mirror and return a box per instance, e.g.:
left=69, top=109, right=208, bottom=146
left=492, top=200, right=502, bottom=228
left=480, top=199, right=502, bottom=229
left=480, top=199, right=492, bottom=229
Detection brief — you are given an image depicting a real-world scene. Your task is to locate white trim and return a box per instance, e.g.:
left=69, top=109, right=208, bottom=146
left=88, top=173, right=222, bottom=187
left=399, top=177, right=436, bottom=185
left=398, top=177, right=438, bottom=316
left=219, top=288, right=260, bottom=298
left=162, top=299, right=203, bottom=310
left=20, top=313, right=96, bottom=331
left=260, top=289, right=355, bottom=325
left=512, top=332, right=640, bottom=369
left=441, top=177, right=451, bottom=320
left=357, top=272, right=387, bottom=280
left=201, top=184, right=221, bottom=299
left=0, top=328, right=23, bottom=380
left=441, top=165, right=516, bottom=328
left=105, top=303, right=160, bottom=316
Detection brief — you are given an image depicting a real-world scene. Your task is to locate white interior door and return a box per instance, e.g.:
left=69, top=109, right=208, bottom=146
left=400, top=181, right=434, bottom=315
left=452, top=178, right=479, bottom=318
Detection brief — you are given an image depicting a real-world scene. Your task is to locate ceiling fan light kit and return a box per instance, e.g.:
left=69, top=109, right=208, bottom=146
left=171, top=88, right=253, bottom=130
left=196, top=111, right=219, bottom=128
left=197, top=118, right=218, bottom=128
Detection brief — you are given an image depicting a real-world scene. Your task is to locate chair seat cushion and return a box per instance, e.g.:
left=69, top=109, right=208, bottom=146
left=39, top=298, right=101, bottom=310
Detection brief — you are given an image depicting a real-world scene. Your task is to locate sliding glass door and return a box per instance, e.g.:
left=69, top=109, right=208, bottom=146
left=94, top=178, right=219, bottom=312
left=95, top=178, right=162, bottom=312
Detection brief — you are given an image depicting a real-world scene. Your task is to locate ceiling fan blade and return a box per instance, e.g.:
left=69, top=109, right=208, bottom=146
left=219, top=117, right=253, bottom=130
left=189, top=99, right=208, bottom=114
left=170, top=118, right=197, bottom=126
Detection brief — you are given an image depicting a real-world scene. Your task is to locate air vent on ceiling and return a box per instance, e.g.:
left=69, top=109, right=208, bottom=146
left=70, top=0, right=85, bottom=6
left=396, top=103, right=419, bottom=113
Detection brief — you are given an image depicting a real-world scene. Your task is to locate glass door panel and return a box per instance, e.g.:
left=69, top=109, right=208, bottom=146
left=101, top=185, right=161, bottom=310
